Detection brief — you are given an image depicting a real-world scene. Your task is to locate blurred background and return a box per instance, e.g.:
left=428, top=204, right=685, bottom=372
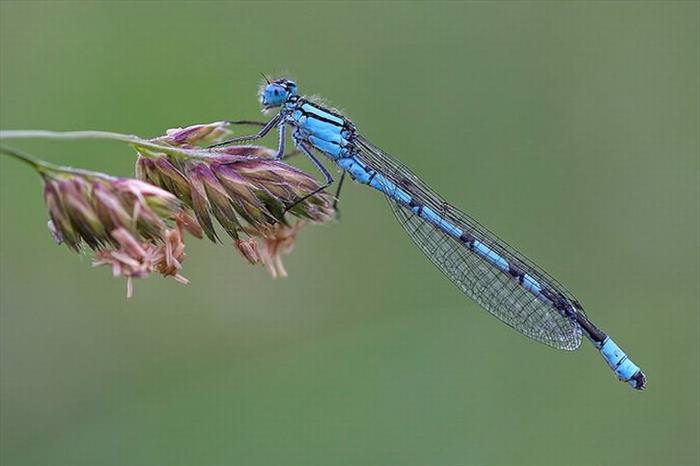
left=1, top=2, right=698, bottom=465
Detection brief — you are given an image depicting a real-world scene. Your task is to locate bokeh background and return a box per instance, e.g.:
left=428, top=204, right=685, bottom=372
left=1, top=2, right=698, bottom=465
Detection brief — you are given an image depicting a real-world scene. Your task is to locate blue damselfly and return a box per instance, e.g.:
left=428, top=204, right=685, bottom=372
left=212, top=77, right=646, bottom=390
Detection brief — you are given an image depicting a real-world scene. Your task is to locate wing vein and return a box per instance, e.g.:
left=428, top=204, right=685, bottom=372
left=354, top=135, right=582, bottom=350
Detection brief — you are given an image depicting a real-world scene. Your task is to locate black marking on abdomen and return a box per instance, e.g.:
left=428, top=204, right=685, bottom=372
left=540, top=286, right=576, bottom=319
left=508, top=264, right=525, bottom=284
left=366, top=171, right=377, bottom=185
left=408, top=199, right=424, bottom=215
left=398, top=176, right=421, bottom=197
left=459, top=232, right=476, bottom=250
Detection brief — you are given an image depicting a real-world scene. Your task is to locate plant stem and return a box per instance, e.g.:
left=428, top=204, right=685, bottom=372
left=0, top=145, right=45, bottom=171
left=0, top=129, right=216, bottom=160
left=0, top=129, right=139, bottom=144
left=0, top=145, right=116, bottom=179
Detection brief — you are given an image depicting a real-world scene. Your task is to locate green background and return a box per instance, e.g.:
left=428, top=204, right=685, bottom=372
left=1, top=2, right=698, bottom=465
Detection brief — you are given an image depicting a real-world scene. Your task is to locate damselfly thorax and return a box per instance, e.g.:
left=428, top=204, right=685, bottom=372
left=281, top=98, right=357, bottom=159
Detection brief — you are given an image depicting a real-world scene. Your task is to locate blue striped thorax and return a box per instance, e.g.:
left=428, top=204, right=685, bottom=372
left=260, top=79, right=355, bottom=159
left=286, top=101, right=354, bottom=158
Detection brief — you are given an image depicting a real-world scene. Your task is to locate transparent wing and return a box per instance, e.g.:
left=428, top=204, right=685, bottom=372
left=354, top=135, right=583, bottom=351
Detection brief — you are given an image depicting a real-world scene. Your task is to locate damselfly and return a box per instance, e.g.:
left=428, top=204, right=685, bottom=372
left=213, top=77, right=646, bottom=390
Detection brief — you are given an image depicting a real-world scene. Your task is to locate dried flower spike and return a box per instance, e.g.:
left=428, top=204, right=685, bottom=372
left=136, top=123, right=336, bottom=276
left=93, top=225, right=189, bottom=298
left=259, top=221, right=306, bottom=278
left=2, top=119, right=338, bottom=292
left=161, top=121, right=233, bottom=147
left=42, top=171, right=181, bottom=251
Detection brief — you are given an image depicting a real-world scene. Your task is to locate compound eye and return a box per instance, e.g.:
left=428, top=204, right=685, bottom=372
left=273, top=89, right=280, bottom=96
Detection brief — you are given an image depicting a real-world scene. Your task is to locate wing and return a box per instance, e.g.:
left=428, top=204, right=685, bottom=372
left=354, top=135, right=583, bottom=351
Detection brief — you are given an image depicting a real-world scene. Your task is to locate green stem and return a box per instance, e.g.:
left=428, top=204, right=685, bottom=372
left=0, top=145, right=44, bottom=171
left=0, top=129, right=216, bottom=160
left=0, top=145, right=115, bottom=179
left=0, top=129, right=140, bottom=144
